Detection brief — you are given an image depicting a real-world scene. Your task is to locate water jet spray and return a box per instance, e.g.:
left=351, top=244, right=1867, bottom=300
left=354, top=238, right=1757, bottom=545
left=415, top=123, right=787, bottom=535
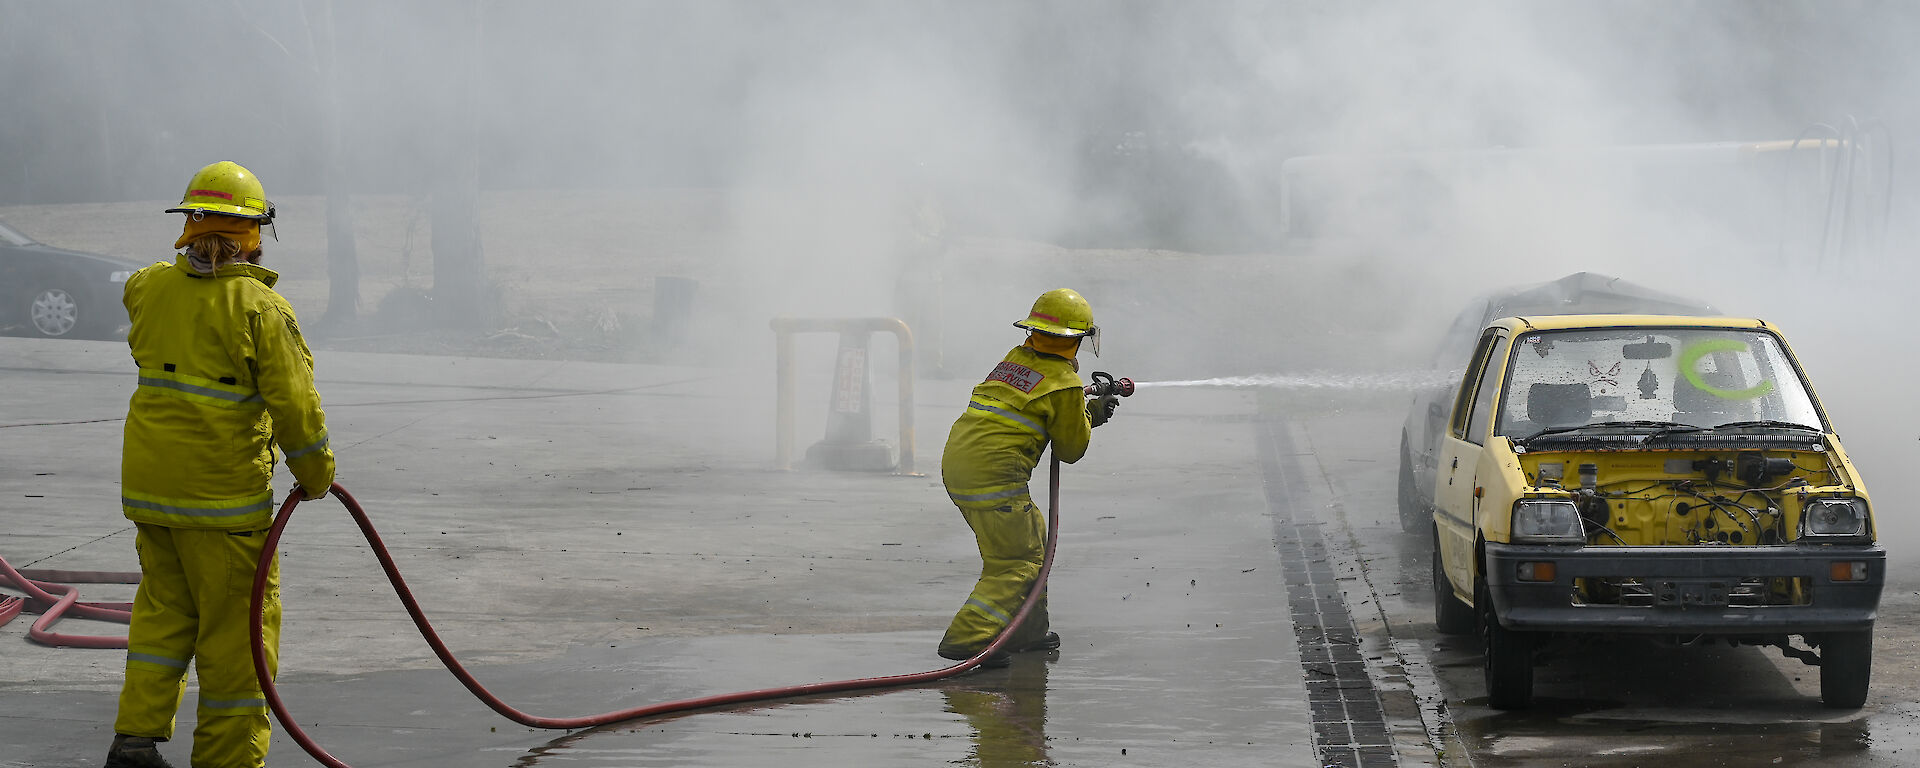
left=1132, top=370, right=1459, bottom=392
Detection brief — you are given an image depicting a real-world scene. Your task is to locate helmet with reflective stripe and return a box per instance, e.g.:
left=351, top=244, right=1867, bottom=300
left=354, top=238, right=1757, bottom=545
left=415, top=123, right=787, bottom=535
left=1013, top=288, right=1095, bottom=338
left=164, top=161, right=275, bottom=221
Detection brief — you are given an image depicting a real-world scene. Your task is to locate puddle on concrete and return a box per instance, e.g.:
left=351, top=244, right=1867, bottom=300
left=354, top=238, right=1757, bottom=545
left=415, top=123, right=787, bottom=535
left=1451, top=684, right=1899, bottom=767
left=1411, top=601, right=1920, bottom=767
left=261, top=629, right=1314, bottom=767
left=1462, top=716, right=1877, bottom=767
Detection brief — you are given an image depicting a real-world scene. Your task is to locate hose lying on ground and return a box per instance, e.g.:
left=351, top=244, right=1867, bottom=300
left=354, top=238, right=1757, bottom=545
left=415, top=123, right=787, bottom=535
left=0, top=554, right=136, bottom=648
left=253, top=457, right=1064, bottom=768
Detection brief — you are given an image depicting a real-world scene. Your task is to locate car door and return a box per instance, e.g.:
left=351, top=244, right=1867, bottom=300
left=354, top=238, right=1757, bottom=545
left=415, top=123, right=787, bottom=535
left=1435, top=328, right=1511, bottom=600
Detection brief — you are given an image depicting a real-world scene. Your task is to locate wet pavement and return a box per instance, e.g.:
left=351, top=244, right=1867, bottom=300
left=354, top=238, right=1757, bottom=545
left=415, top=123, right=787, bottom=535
left=13, top=334, right=1918, bottom=767
left=1, top=336, right=1333, bottom=767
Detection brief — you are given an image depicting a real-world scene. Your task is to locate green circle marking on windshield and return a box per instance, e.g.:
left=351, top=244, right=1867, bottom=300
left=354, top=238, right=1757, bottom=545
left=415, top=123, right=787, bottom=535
left=1678, top=340, right=1774, bottom=400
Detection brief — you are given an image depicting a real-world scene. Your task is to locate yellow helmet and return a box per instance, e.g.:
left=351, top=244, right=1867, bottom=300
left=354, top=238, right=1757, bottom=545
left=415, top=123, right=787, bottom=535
left=165, top=161, right=275, bottom=222
left=1014, top=288, right=1097, bottom=337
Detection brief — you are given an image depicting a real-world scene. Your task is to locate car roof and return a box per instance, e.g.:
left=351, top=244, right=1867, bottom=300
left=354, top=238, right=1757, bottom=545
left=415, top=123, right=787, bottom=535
left=1480, top=272, right=1718, bottom=318
left=1429, top=272, right=1721, bottom=367
left=1492, top=314, right=1772, bottom=332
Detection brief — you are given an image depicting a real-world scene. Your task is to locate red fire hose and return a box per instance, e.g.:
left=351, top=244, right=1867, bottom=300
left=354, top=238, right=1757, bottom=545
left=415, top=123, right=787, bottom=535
left=253, top=457, right=1064, bottom=768
left=0, top=554, right=137, bottom=648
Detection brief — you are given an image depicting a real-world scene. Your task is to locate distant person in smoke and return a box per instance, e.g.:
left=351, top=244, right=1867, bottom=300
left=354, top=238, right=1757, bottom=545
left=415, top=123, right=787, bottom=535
left=938, top=288, right=1118, bottom=667
left=104, top=161, right=335, bottom=768
left=891, top=177, right=949, bottom=377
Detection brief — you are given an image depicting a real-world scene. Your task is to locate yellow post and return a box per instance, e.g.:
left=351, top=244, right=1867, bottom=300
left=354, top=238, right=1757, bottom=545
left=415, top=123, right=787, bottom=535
left=770, top=317, right=917, bottom=475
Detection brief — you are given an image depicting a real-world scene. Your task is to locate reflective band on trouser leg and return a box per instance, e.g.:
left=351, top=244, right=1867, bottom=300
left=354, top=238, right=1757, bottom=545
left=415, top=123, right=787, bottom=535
left=189, top=526, right=280, bottom=768
left=116, top=524, right=194, bottom=740
left=940, top=494, right=1049, bottom=653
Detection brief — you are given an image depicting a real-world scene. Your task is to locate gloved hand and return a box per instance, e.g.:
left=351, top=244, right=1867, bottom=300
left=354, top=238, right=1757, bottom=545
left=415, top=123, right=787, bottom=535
left=1088, top=395, right=1119, bottom=428
left=297, top=484, right=330, bottom=501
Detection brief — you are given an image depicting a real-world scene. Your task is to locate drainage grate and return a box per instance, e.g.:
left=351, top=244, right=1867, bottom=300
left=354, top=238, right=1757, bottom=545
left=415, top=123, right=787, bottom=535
left=1259, top=420, right=1399, bottom=768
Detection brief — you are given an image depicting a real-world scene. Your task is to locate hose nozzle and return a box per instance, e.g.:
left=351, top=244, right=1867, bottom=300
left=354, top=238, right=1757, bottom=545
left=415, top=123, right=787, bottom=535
left=1085, top=371, right=1134, bottom=398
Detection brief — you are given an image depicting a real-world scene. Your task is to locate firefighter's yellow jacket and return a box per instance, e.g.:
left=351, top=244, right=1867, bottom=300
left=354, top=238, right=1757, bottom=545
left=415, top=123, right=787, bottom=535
left=941, top=345, right=1091, bottom=503
left=120, top=256, right=333, bottom=530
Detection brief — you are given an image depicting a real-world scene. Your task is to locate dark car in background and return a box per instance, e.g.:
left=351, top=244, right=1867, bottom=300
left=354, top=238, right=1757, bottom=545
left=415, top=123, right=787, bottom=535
left=0, top=218, right=143, bottom=339
left=1397, top=272, right=1720, bottom=532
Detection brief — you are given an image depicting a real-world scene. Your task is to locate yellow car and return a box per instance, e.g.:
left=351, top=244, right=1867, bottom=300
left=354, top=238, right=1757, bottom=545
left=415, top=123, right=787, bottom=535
left=1428, top=314, right=1881, bottom=710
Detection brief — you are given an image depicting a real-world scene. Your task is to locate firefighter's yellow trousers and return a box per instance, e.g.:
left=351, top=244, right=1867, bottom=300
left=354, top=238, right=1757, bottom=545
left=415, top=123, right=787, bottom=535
left=939, top=492, right=1050, bottom=655
left=115, top=523, right=280, bottom=768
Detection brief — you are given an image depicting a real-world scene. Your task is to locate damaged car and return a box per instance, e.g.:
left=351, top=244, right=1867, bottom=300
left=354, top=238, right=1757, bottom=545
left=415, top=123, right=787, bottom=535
left=1427, top=314, right=1881, bottom=709
left=1399, top=272, right=1717, bottom=532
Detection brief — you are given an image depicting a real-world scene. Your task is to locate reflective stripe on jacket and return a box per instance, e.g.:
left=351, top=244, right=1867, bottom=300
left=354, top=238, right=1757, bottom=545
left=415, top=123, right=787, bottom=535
left=121, top=256, right=334, bottom=529
left=942, top=345, right=1090, bottom=502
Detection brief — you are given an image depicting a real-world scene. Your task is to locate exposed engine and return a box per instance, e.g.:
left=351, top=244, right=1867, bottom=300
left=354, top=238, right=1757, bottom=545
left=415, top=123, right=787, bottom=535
left=1523, top=447, right=1848, bottom=607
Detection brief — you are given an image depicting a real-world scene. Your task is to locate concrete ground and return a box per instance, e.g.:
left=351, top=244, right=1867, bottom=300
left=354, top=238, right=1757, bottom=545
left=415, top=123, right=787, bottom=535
left=0, top=335, right=1336, bottom=767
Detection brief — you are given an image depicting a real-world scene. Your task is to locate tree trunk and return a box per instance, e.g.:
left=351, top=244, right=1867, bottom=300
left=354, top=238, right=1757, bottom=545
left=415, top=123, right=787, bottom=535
left=314, top=0, right=360, bottom=329
left=430, top=0, right=487, bottom=331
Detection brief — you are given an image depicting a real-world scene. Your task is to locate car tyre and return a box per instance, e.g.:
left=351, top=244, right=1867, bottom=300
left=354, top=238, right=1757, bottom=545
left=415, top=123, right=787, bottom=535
left=1397, top=432, right=1425, bottom=533
left=1480, top=577, right=1534, bottom=709
left=1433, top=532, right=1475, bottom=635
left=1818, top=630, right=1872, bottom=709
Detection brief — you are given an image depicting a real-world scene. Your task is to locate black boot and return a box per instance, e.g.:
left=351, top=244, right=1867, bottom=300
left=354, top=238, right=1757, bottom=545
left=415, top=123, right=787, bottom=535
left=104, top=735, right=176, bottom=768
left=1012, top=631, right=1061, bottom=653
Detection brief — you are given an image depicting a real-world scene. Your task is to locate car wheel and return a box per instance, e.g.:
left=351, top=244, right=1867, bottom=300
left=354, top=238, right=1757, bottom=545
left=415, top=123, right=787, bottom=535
left=1433, top=531, right=1475, bottom=635
left=1480, top=577, right=1534, bottom=709
left=26, top=280, right=102, bottom=338
left=1818, top=630, right=1872, bottom=709
left=25, top=276, right=115, bottom=339
left=1397, top=432, right=1425, bottom=534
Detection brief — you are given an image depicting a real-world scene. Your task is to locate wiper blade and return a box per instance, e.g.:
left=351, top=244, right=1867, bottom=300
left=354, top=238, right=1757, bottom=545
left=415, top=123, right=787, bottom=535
left=1522, top=420, right=1704, bottom=443
left=1708, top=420, right=1821, bottom=432
left=1643, top=424, right=1710, bottom=441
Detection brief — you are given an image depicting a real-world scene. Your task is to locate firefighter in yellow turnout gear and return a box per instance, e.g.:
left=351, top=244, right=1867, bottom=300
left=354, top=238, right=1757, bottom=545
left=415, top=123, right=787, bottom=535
left=938, top=289, right=1116, bottom=667
left=105, top=162, right=335, bottom=768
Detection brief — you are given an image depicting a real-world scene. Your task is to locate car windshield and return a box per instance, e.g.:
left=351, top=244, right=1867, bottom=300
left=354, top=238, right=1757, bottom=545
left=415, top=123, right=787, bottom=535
left=1494, top=327, right=1823, bottom=437
left=0, top=219, right=35, bottom=247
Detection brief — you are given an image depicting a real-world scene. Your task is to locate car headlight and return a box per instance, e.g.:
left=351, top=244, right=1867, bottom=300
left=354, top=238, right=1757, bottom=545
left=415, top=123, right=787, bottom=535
left=1512, top=499, right=1585, bottom=544
left=1802, top=497, right=1870, bottom=540
left=109, top=270, right=134, bottom=283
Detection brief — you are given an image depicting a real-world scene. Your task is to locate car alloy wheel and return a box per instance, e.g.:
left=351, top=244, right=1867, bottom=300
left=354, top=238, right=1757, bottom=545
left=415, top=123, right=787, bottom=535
left=30, top=287, right=81, bottom=337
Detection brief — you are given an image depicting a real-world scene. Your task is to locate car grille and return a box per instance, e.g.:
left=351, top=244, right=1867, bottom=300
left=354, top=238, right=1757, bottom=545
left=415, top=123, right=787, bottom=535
left=1572, top=577, right=1812, bottom=607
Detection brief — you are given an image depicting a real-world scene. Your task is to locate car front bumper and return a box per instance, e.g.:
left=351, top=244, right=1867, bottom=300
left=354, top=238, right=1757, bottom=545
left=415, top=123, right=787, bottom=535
left=1484, top=542, right=1884, bottom=635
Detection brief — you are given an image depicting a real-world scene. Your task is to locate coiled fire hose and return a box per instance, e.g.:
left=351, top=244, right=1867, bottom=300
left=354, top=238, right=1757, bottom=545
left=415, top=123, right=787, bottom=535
left=0, top=556, right=136, bottom=648
left=252, top=457, right=1064, bottom=768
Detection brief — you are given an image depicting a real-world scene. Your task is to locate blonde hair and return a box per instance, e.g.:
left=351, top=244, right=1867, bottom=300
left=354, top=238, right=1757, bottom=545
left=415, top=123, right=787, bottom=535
left=184, top=233, right=254, bottom=268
